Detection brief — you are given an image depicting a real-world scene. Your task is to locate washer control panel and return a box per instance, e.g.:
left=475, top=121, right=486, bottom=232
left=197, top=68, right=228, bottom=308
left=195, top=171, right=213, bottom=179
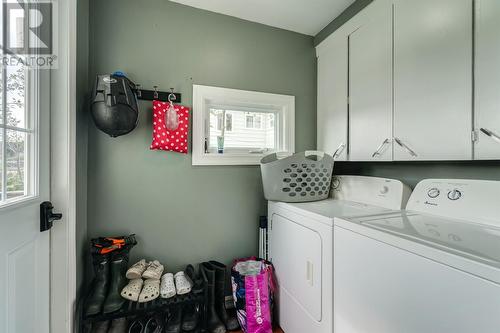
left=407, top=179, right=500, bottom=227
left=332, top=176, right=412, bottom=210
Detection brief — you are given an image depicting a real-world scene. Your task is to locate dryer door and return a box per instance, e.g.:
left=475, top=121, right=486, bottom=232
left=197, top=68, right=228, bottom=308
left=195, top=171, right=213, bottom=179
left=270, top=214, right=323, bottom=321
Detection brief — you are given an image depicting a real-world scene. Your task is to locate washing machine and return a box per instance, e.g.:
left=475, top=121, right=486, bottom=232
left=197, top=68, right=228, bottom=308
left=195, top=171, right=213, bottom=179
left=268, top=175, right=411, bottom=333
left=334, top=179, right=500, bottom=333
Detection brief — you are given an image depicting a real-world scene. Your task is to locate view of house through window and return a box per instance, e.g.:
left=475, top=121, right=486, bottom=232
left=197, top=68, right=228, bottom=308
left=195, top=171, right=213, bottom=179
left=0, top=64, right=31, bottom=203
left=209, top=108, right=276, bottom=153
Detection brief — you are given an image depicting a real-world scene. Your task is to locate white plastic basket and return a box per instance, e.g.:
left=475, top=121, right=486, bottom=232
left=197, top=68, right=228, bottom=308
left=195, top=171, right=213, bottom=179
left=260, top=151, right=334, bottom=202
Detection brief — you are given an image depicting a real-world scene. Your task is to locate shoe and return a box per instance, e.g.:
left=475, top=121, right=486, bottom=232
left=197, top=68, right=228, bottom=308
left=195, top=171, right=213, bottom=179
left=142, top=260, right=164, bottom=280
left=91, top=320, right=110, bottom=333
left=181, top=304, right=200, bottom=331
left=160, top=273, right=176, bottom=299
left=174, top=271, right=192, bottom=295
left=103, top=249, right=130, bottom=313
left=108, top=317, right=128, bottom=333
left=164, top=307, right=183, bottom=333
left=121, top=278, right=144, bottom=302
left=139, top=278, right=160, bottom=303
left=185, top=265, right=204, bottom=294
left=200, top=262, right=226, bottom=333
left=126, top=259, right=148, bottom=279
left=144, top=314, right=164, bottom=333
left=85, top=254, right=110, bottom=316
left=209, top=261, right=240, bottom=331
left=128, top=319, right=145, bottom=333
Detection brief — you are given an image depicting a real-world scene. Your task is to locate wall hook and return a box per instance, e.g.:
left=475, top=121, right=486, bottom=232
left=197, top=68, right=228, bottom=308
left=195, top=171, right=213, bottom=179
left=168, top=88, right=176, bottom=103
left=153, top=85, right=159, bottom=99
left=136, top=84, right=142, bottom=98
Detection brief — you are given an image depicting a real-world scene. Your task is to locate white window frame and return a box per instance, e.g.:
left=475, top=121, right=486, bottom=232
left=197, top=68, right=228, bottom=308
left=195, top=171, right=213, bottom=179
left=193, top=85, right=295, bottom=166
left=0, top=60, right=39, bottom=208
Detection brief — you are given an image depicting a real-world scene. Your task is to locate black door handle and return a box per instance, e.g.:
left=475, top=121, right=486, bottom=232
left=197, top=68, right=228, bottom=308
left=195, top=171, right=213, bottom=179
left=40, top=201, right=63, bottom=232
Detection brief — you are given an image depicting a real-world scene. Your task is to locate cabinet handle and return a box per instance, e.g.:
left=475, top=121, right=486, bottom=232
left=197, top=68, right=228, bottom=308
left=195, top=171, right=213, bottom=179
left=394, top=138, right=418, bottom=157
left=372, top=138, right=391, bottom=157
left=333, top=143, right=346, bottom=159
left=480, top=128, right=500, bottom=143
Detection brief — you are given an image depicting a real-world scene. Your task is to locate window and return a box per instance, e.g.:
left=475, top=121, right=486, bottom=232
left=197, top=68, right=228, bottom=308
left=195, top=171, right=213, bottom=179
left=245, top=114, right=263, bottom=129
left=225, top=113, right=232, bottom=132
left=193, top=85, right=295, bottom=165
left=245, top=115, right=254, bottom=129
left=213, top=110, right=233, bottom=132
left=0, top=63, right=36, bottom=204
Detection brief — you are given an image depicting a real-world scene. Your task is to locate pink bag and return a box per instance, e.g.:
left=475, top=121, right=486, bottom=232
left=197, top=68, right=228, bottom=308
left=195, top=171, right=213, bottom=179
left=231, top=258, right=276, bottom=333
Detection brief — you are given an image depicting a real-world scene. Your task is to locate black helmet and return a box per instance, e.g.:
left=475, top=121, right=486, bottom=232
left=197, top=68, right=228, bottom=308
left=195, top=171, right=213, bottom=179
left=90, top=74, right=139, bottom=137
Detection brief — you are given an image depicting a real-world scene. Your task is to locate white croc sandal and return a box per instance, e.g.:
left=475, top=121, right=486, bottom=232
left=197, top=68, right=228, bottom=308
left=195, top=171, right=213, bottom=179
left=174, top=271, right=192, bottom=295
left=121, top=278, right=143, bottom=302
left=138, top=279, right=160, bottom=303
left=126, top=259, right=148, bottom=279
left=142, top=260, right=164, bottom=280
left=160, top=273, right=176, bottom=299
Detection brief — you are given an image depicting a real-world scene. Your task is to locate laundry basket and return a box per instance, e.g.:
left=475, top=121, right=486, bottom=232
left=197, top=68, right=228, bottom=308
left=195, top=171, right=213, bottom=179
left=260, top=151, right=334, bottom=203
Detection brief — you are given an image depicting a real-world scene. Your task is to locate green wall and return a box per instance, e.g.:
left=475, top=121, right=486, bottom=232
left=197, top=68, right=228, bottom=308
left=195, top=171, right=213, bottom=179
left=87, top=0, right=316, bottom=270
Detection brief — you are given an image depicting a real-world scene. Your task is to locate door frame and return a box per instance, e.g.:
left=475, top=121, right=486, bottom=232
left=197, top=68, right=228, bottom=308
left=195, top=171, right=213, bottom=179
left=49, top=0, right=77, bottom=332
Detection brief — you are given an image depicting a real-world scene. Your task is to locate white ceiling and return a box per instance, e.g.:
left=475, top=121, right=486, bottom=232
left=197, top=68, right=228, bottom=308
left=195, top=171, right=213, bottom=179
left=169, top=0, right=356, bottom=36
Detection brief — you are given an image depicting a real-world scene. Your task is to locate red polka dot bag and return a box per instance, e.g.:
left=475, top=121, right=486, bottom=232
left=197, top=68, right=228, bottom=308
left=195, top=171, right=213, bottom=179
left=150, top=100, right=190, bottom=154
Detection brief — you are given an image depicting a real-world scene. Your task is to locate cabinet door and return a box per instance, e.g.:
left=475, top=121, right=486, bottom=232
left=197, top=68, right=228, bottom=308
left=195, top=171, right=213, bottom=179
left=393, top=0, right=473, bottom=161
left=317, top=35, right=348, bottom=161
left=349, top=5, right=393, bottom=161
left=475, top=0, right=500, bottom=159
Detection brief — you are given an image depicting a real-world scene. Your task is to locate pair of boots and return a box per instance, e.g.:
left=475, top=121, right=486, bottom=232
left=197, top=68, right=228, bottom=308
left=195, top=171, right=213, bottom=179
left=164, top=305, right=200, bottom=332
left=85, top=235, right=137, bottom=316
left=201, top=261, right=240, bottom=333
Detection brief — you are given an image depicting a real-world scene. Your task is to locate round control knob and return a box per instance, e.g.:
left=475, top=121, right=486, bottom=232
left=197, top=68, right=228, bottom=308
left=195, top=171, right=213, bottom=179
left=332, top=178, right=340, bottom=189
left=427, top=188, right=440, bottom=198
left=380, top=186, right=389, bottom=194
left=447, top=189, right=462, bottom=201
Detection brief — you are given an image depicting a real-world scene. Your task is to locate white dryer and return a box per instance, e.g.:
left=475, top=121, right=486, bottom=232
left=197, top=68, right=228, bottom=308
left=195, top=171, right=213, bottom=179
left=268, top=176, right=411, bottom=333
left=334, top=179, right=500, bottom=333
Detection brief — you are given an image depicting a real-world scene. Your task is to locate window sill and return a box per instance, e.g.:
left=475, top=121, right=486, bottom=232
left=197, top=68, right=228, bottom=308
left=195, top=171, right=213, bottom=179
left=192, top=152, right=267, bottom=166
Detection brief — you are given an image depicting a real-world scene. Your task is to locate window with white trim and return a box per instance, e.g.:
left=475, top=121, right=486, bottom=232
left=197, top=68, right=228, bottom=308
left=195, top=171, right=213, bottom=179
left=0, top=63, right=36, bottom=204
left=193, top=85, right=295, bottom=165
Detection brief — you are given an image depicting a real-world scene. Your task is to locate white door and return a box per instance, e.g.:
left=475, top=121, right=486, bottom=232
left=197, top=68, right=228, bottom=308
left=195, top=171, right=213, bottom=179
left=393, top=0, right=473, bottom=161
left=317, top=34, right=348, bottom=160
left=0, top=17, right=51, bottom=333
left=349, top=3, right=393, bottom=161
left=475, top=0, right=500, bottom=159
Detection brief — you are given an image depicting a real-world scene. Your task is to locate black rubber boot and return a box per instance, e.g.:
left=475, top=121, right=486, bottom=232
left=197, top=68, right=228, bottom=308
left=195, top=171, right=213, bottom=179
left=185, top=264, right=204, bottom=294
left=103, top=248, right=130, bottom=313
left=209, top=261, right=240, bottom=331
left=201, top=262, right=226, bottom=333
left=91, top=320, right=110, bottom=333
left=85, top=254, right=110, bottom=316
left=164, top=307, right=183, bottom=333
left=108, top=317, right=128, bottom=333
left=182, top=304, right=200, bottom=331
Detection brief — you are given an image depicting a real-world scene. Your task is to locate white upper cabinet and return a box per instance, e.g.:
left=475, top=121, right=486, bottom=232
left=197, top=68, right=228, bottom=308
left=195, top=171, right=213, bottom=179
left=475, top=0, right=500, bottom=159
left=317, top=35, right=348, bottom=161
left=349, top=3, right=393, bottom=161
left=393, top=0, right=473, bottom=161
